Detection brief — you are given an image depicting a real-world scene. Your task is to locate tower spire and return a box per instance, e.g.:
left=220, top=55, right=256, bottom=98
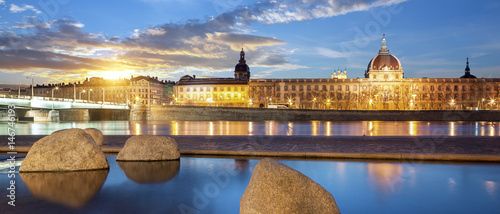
left=239, top=48, right=246, bottom=64
left=465, top=57, right=470, bottom=72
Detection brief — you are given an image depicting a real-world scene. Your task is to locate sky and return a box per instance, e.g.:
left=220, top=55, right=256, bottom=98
left=0, top=0, right=500, bottom=85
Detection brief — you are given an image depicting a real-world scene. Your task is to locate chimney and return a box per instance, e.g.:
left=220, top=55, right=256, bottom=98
left=193, top=75, right=196, bottom=79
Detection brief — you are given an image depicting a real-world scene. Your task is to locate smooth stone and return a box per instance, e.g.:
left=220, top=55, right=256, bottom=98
left=20, top=170, right=109, bottom=208
left=240, top=158, right=340, bottom=214
left=20, top=128, right=109, bottom=172
left=84, top=128, right=104, bottom=146
left=118, top=160, right=180, bottom=183
left=116, top=136, right=180, bottom=161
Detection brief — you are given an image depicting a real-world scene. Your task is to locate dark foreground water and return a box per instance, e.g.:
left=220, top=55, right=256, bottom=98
left=1, top=156, right=499, bottom=214
left=2, top=120, right=500, bottom=136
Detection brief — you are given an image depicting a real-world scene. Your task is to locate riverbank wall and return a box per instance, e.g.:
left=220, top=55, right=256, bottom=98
left=131, top=105, right=500, bottom=121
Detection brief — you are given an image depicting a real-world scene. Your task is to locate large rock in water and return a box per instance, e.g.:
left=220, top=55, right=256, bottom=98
left=240, top=158, right=340, bottom=214
left=20, top=128, right=109, bottom=172
left=84, top=128, right=104, bottom=146
left=116, top=136, right=180, bottom=161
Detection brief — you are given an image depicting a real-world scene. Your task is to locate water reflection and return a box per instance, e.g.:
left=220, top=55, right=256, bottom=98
left=484, top=181, right=497, bottom=197
left=367, top=163, right=404, bottom=194
left=3, top=120, right=500, bottom=136
left=20, top=169, right=109, bottom=208
left=117, top=161, right=180, bottom=184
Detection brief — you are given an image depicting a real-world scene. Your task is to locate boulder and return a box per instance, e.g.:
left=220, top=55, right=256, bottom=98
left=118, top=160, right=180, bottom=183
left=240, top=158, right=340, bottom=214
left=20, top=169, right=109, bottom=208
left=84, top=128, right=104, bottom=146
left=116, top=136, right=180, bottom=161
left=20, top=128, right=109, bottom=172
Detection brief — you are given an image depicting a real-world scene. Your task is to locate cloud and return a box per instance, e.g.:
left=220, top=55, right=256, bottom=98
left=316, top=47, right=347, bottom=58
left=0, top=0, right=5, bottom=5
left=10, top=4, right=42, bottom=14
left=0, top=0, right=408, bottom=83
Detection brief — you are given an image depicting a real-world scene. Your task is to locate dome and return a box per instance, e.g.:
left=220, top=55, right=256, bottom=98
left=367, top=36, right=402, bottom=72
left=235, top=63, right=249, bottom=72
left=460, top=58, right=476, bottom=78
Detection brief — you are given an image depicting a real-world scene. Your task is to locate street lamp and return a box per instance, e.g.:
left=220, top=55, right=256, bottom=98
left=51, top=87, right=59, bottom=100
left=88, top=88, right=93, bottom=103
left=26, top=77, right=34, bottom=99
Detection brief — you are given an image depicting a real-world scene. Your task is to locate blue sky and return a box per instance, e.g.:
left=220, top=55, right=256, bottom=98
left=0, top=0, right=499, bottom=84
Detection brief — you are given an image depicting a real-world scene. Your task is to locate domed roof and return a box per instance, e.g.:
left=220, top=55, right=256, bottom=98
left=460, top=58, right=476, bottom=78
left=367, top=36, right=402, bottom=72
left=235, top=48, right=250, bottom=72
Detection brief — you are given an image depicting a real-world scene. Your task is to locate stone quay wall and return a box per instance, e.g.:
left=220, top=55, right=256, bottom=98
left=131, top=105, right=500, bottom=121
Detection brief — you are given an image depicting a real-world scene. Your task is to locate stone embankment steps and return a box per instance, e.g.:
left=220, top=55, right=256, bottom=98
left=2, top=135, right=500, bottom=162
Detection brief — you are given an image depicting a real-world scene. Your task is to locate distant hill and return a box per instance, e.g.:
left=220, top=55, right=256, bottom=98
left=0, top=84, right=29, bottom=89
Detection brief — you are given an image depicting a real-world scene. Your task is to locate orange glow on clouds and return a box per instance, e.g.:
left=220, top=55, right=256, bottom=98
left=88, top=70, right=136, bottom=80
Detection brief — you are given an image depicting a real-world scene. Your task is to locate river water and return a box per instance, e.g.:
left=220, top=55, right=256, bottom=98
left=2, top=120, right=500, bottom=136
left=1, top=156, right=499, bottom=213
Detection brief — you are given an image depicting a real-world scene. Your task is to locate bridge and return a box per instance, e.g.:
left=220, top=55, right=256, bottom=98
left=0, top=95, right=130, bottom=110
left=0, top=95, right=130, bottom=122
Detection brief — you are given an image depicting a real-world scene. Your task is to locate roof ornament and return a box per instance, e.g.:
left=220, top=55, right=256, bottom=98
left=380, top=33, right=388, bottom=53
left=239, top=48, right=246, bottom=64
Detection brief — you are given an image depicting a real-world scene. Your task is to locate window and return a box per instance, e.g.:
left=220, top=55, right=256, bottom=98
left=300, top=85, right=303, bottom=91
left=284, top=86, right=288, bottom=91
left=307, top=85, right=311, bottom=91
left=454, top=85, right=458, bottom=91
left=186, top=88, right=190, bottom=92
left=373, top=75, right=377, bottom=79
left=277, top=86, right=281, bottom=91
left=214, top=87, right=217, bottom=91
left=314, top=85, right=319, bottom=90
left=346, top=85, right=349, bottom=91
left=462, top=86, right=466, bottom=91
left=384, top=74, right=389, bottom=79
left=234, top=87, right=238, bottom=91
left=207, top=87, right=211, bottom=92
left=292, top=85, right=296, bottom=91
left=353, top=85, right=357, bottom=91
left=322, top=85, right=327, bottom=91
left=338, top=85, right=342, bottom=91
left=200, top=88, right=204, bottom=92
left=430, top=85, right=434, bottom=91
left=330, top=85, right=334, bottom=90
left=193, top=88, right=197, bottom=92
left=221, top=87, right=224, bottom=91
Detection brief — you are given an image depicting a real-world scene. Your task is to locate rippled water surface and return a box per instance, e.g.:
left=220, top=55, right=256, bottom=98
left=2, top=120, right=500, bottom=136
left=1, top=156, right=499, bottom=214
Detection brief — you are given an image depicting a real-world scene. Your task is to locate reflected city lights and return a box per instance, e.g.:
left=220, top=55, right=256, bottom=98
left=409, top=121, right=416, bottom=136
left=2, top=120, right=500, bottom=136
left=135, top=123, right=141, bottom=135
left=312, top=121, right=318, bottom=136
left=326, top=121, right=331, bottom=136
left=287, top=122, right=293, bottom=136
left=484, top=181, right=497, bottom=197
left=172, top=121, right=178, bottom=135
left=367, top=163, right=404, bottom=194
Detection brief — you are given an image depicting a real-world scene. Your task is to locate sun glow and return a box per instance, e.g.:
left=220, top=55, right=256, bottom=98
left=88, top=70, right=135, bottom=80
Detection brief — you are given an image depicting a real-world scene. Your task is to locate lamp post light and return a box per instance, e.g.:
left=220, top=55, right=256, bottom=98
left=26, top=77, right=34, bottom=99
left=51, top=87, right=59, bottom=109
left=88, top=88, right=93, bottom=103
left=51, top=87, right=59, bottom=100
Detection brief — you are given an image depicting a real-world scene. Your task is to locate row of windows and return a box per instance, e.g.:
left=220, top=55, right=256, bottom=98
left=179, top=86, right=246, bottom=93
left=277, top=85, right=358, bottom=92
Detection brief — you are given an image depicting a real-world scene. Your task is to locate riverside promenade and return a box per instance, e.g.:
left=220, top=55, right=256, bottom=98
left=2, top=135, right=500, bottom=162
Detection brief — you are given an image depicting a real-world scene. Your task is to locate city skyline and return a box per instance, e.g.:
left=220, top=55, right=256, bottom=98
left=1, top=0, right=500, bottom=85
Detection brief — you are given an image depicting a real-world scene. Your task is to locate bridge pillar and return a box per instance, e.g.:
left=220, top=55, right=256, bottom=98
left=25, top=110, right=60, bottom=122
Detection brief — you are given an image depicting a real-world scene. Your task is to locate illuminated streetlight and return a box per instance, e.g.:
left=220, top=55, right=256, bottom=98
left=51, top=87, right=59, bottom=100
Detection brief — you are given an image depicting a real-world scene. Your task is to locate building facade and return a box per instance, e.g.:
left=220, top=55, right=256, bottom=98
left=31, top=76, right=175, bottom=106
left=176, top=36, right=500, bottom=110
left=174, top=49, right=250, bottom=107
